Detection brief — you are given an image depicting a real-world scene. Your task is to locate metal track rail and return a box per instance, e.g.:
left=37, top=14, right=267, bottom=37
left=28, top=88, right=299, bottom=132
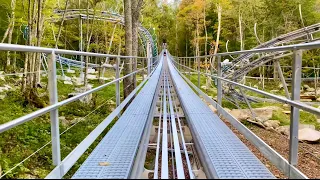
left=72, top=57, right=163, bottom=179
left=167, top=56, right=275, bottom=179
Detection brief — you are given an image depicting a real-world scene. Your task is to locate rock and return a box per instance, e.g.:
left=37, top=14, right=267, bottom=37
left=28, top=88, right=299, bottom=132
left=271, top=90, right=279, bottom=93
left=201, top=85, right=208, bottom=90
left=229, top=109, right=251, bottom=121
left=87, top=74, right=97, bottom=80
left=102, top=63, right=114, bottom=68
left=4, top=85, right=12, bottom=90
left=264, top=120, right=280, bottom=129
left=298, top=128, right=320, bottom=143
left=59, top=116, right=68, bottom=126
left=230, top=107, right=275, bottom=123
left=303, top=84, right=311, bottom=89
left=283, top=104, right=289, bottom=108
left=282, top=110, right=291, bottom=114
left=276, top=125, right=290, bottom=136
left=64, top=80, right=73, bottom=85
left=209, top=105, right=217, bottom=113
left=301, top=99, right=312, bottom=102
left=307, top=88, right=315, bottom=92
left=299, top=124, right=315, bottom=130
left=317, top=98, right=320, bottom=102
left=67, top=69, right=75, bottom=74
left=57, top=75, right=71, bottom=81
left=88, top=68, right=96, bottom=74
left=303, top=91, right=315, bottom=96
left=0, top=94, right=6, bottom=100
left=224, top=108, right=231, bottom=113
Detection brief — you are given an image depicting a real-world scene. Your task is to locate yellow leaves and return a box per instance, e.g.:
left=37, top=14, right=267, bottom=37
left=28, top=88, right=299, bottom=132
left=99, top=162, right=110, bottom=166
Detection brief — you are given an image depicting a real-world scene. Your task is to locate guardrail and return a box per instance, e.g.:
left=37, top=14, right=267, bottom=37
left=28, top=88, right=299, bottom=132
left=0, top=43, right=160, bottom=178
left=169, top=41, right=320, bottom=179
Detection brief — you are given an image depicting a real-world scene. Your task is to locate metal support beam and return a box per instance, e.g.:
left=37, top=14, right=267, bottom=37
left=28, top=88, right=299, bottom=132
left=79, top=16, right=84, bottom=80
left=217, top=56, right=222, bottom=115
left=197, top=57, right=200, bottom=89
left=147, top=42, right=151, bottom=75
left=161, top=72, right=169, bottom=179
left=289, top=50, right=302, bottom=169
left=48, top=51, right=61, bottom=167
left=116, top=57, right=121, bottom=117
left=275, top=60, right=290, bottom=99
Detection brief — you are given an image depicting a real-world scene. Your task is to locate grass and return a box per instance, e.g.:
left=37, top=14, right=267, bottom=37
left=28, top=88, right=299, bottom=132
left=0, top=66, right=147, bottom=178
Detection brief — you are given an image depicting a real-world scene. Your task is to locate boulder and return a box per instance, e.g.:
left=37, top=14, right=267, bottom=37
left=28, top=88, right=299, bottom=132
left=270, top=90, right=279, bottom=93
left=201, top=85, right=208, bottom=90
left=263, top=120, right=280, bottom=129
left=229, top=109, right=251, bottom=121
left=67, top=69, right=75, bottom=74
left=4, top=85, right=12, bottom=90
left=303, top=84, right=311, bottom=89
left=102, top=63, right=114, bottom=68
left=57, top=75, right=71, bottom=81
left=307, top=88, right=315, bottom=92
left=230, top=107, right=275, bottom=122
left=300, top=99, right=312, bottom=102
left=0, top=94, right=6, bottom=100
left=317, top=97, right=320, bottom=102
left=299, top=124, right=315, bottom=130
left=88, top=68, right=96, bottom=74
left=298, top=128, right=320, bottom=143
left=87, top=74, right=98, bottom=80
left=59, top=116, right=68, bottom=126
left=64, top=81, right=73, bottom=85
left=276, top=125, right=290, bottom=136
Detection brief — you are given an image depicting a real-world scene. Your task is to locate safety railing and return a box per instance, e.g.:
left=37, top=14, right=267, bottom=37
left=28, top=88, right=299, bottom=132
left=169, top=41, right=320, bottom=179
left=0, top=43, right=160, bottom=178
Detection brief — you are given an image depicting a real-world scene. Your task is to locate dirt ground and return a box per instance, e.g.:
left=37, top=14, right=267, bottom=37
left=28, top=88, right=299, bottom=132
left=222, top=119, right=320, bottom=179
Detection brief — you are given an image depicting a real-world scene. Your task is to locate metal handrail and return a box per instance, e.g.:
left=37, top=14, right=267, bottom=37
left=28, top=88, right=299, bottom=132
left=0, top=43, right=147, bottom=59
left=177, top=40, right=320, bottom=58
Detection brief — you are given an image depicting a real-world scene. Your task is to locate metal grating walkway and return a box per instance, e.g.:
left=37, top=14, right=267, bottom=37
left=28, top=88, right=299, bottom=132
left=72, top=58, right=163, bottom=179
left=167, top=57, right=275, bottom=179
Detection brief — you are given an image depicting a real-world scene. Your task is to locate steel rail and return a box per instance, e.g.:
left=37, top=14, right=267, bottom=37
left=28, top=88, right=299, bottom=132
left=171, top=58, right=320, bottom=116
left=0, top=43, right=146, bottom=59
left=153, top=86, right=163, bottom=179
left=161, top=69, right=169, bottom=179
left=167, top=76, right=185, bottom=179
left=170, top=83, right=194, bottom=179
left=176, top=40, right=320, bottom=58
left=0, top=67, right=145, bottom=133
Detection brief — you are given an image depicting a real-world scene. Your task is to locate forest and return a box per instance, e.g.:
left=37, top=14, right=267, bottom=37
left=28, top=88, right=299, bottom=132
left=1, top=0, right=320, bottom=178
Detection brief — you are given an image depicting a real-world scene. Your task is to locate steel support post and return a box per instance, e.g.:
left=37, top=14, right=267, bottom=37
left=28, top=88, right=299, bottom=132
left=189, top=58, right=191, bottom=79
left=198, top=57, right=201, bottom=89
left=289, top=50, right=302, bottom=171
left=217, top=56, right=222, bottom=115
left=79, top=16, right=84, bottom=80
left=134, top=57, right=137, bottom=88
left=147, top=42, right=151, bottom=75
left=48, top=51, right=61, bottom=166
left=142, top=57, right=145, bottom=81
left=116, top=57, right=121, bottom=117
left=275, top=60, right=290, bottom=99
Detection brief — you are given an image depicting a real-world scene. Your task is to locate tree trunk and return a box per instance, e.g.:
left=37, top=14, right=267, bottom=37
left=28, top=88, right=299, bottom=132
left=55, top=0, right=69, bottom=48
left=131, top=0, right=143, bottom=89
left=123, top=0, right=133, bottom=98
left=211, top=4, right=222, bottom=68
